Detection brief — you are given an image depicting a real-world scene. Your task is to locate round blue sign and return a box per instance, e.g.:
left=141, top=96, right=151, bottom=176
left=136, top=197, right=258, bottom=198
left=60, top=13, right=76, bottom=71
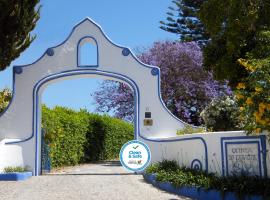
left=119, top=140, right=151, bottom=172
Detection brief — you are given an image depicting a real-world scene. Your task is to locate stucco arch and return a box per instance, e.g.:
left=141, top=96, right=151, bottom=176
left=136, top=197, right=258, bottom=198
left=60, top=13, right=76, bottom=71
left=0, top=18, right=211, bottom=176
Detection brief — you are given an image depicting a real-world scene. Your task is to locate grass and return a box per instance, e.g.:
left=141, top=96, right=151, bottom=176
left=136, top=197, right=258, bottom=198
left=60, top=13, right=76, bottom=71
left=145, top=160, right=270, bottom=199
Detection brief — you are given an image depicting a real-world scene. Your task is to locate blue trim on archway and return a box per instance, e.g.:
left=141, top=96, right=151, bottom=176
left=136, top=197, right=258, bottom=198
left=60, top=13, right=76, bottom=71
left=32, top=69, right=140, bottom=176
left=2, top=18, right=208, bottom=175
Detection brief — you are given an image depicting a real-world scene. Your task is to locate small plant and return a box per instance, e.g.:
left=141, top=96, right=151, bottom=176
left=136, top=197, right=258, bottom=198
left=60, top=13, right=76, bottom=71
left=4, top=166, right=27, bottom=173
left=177, top=124, right=205, bottom=135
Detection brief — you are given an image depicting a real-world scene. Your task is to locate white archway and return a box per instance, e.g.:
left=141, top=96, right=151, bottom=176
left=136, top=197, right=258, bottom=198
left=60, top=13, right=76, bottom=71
left=1, top=18, right=266, bottom=177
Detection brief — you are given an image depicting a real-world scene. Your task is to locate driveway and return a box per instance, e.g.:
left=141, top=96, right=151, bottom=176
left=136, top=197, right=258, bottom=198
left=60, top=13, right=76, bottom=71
left=0, top=161, right=191, bottom=200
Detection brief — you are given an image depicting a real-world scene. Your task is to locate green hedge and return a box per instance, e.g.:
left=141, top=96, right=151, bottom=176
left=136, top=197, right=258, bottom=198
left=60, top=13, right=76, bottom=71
left=42, top=105, right=134, bottom=168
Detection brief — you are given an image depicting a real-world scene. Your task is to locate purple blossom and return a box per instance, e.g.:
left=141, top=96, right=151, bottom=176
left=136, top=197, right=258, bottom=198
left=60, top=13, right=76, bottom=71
left=93, top=41, right=231, bottom=125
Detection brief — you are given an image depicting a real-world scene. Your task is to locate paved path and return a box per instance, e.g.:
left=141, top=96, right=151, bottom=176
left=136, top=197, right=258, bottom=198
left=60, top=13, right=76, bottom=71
left=0, top=161, right=191, bottom=200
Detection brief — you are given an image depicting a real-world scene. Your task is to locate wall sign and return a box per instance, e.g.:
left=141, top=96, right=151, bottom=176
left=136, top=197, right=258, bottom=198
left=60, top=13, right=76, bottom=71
left=221, top=136, right=267, bottom=177
left=120, top=140, right=151, bottom=172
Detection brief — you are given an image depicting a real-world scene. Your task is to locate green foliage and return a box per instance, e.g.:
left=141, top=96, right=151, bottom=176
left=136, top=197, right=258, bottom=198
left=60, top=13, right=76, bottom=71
left=42, top=105, right=134, bottom=168
left=146, top=160, right=270, bottom=199
left=0, top=88, right=12, bottom=113
left=85, top=114, right=134, bottom=161
left=199, top=0, right=270, bottom=87
left=4, top=166, right=27, bottom=173
left=176, top=124, right=205, bottom=135
left=42, top=106, right=89, bottom=168
left=234, top=30, right=270, bottom=135
left=160, top=0, right=209, bottom=46
left=0, top=0, right=40, bottom=71
left=200, top=95, right=243, bottom=131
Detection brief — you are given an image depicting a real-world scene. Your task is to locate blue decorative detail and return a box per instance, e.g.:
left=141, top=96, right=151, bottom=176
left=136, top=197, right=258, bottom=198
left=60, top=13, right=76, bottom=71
left=122, top=48, right=130, bottom=56
left=151, top=68, right=159, bottom=76
left=119, top=140, right=151, bottom=172
left=46, top=48, right=54, bottom=56
left=0, top=172, right=32, bottom=181
left=191, top=159, right=202, bottom=171
left=31, top=69, right=140, bottom=176
left=221, top=136, right=266, bottom=177
left=3, top=18, right=208, bottom=176
left=13, top=66, right=23, bottom=74
left=77, top=36, right=99, bottom=67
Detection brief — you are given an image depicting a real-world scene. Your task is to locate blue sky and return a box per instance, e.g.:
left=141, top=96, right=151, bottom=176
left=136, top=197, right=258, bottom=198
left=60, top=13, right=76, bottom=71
left=0, top=0, right=177, bottom=112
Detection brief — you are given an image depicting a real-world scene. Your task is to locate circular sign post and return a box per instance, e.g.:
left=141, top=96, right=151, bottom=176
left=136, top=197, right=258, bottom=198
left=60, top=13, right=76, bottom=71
left=119, top=140, right=151, bottom=172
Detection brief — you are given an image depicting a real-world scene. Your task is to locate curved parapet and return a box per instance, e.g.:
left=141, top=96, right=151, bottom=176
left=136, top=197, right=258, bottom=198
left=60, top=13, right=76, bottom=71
left=0, top=17, right=208, bottom=175
left=0, top=18, right=269, bottom=178
left=0, top=17, right=189, bottom=142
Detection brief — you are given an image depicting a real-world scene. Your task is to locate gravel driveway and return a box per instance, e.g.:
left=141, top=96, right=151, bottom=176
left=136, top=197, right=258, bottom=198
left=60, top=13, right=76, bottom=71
left=0, top=161, right=191, bottom=200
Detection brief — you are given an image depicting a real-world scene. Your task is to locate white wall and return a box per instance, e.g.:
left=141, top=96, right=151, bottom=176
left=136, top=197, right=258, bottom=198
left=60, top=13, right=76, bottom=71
left=0, top=18, right=268, bottom=177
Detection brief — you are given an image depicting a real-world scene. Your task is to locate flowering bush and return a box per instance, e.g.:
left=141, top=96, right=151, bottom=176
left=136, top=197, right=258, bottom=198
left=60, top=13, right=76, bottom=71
left=235, top=30, right=270, bottom=135
left=200, top=96, right=243, bottom=131
left=0, top=88, right=12, bottom=113
left=235, top=60, right=270, bottom=134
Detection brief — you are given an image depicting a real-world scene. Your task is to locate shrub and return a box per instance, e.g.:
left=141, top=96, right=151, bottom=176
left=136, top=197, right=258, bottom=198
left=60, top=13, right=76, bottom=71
left=200, top=95, right=243, bottom=131
left=42, top=105, right=134, bottom=168
left=0, top=88, right=12, bottom=113
left=236, top=58, right=270, bottom=135
left=146, top=160, right=270, bottom=199
left=42, top=105, right=89, bottom=168
left=85, top=114, right=134, bottom=161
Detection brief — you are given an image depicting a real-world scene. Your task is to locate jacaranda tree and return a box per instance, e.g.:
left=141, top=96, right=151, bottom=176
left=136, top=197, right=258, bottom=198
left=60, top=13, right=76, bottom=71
left=93, top=41, right=231, bottom=125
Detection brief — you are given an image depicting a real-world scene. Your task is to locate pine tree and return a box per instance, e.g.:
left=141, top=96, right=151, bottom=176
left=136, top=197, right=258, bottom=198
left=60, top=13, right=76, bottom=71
left=0, top=0, right=40, bottom=71
left=160, top=0, right=209, bottom=46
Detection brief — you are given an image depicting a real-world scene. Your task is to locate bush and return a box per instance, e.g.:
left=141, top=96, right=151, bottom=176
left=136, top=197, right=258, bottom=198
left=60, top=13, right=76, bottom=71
left=236, top=58, right=270, bottom=135
left=42, top=105, right=134, bottom=168
left=0, top=88, right=12, bottom=113
left=42, top=106, right=89, bottom=168
left=200, top=96, right=243, bottom=131
left=146, top=160, right=270, bottom=199
left=85, top=114, right=134, bottom=161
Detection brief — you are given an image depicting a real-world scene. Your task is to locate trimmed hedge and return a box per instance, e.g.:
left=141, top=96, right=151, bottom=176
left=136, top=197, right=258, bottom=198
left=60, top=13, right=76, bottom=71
left=42, top=105, right=134, bottom=168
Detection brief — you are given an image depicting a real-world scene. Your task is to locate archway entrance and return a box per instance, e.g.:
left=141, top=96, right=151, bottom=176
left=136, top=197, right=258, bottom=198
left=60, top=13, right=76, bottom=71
left=0, top=17, right=210, bottom=176
left=37, top=71, right=138, bottom=175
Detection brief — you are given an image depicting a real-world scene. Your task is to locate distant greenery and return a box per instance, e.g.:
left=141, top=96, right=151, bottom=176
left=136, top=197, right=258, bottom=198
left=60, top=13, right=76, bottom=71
left=42, top=105, right=134, bottom=168
left=4, top=166, right=27, bottom=173
left=176, top=124, right=205, bottom=135
left=146, top=160, right=270, bottom=199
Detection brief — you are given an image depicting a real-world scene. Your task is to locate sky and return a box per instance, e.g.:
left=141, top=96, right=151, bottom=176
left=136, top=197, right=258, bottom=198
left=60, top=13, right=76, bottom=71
left=0, top=0, right=177, bottom=112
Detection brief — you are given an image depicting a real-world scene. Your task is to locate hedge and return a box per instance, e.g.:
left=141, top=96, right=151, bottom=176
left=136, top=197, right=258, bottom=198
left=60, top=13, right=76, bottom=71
left=42, top=105, right=134, bottom=168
